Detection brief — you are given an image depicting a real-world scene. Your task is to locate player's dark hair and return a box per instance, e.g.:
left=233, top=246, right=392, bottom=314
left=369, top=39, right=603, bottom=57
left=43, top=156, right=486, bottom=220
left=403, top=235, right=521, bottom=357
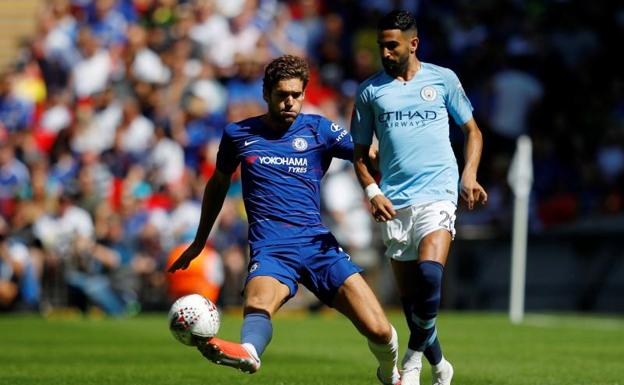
left=377, top=10, right=418, bottom=34
left=262, top=55, right=310, bottom=95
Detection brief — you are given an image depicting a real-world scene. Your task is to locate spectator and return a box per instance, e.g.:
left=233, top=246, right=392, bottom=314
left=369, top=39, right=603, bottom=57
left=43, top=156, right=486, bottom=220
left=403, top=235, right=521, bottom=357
left=116, top=96, right=155, bottom=158
left=165, top=240, right=223, bottom=304
left=211, top=198, right=247, bottom=307
left=0, top=142, right=30, bottom=219
left=486, top=55, right=543, bottom=148
left=71, top=28, right=113, bottom=98
left=322, top=160, right=376, bottom=270
left=0, top=72, right=34, bottom=134
left=0, top=218, right=40, bottom=311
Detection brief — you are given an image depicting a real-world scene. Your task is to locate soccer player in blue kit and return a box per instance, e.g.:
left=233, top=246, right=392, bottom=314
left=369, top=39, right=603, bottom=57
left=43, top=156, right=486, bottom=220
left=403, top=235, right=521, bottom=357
left=168, top=55, right=401, bottom=385
left=350, top=11, right=488, bottom=385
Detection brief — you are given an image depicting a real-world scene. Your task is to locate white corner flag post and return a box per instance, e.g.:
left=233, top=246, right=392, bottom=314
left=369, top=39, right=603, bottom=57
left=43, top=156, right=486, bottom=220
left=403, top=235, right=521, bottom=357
left=507, top=135, right=533, bottom=324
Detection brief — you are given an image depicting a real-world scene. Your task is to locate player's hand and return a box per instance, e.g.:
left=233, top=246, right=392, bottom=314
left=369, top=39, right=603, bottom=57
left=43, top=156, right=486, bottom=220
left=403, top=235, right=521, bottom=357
left=370, top=194, right=396, bottom=222
left=460, top=176, right=488, bottom=210
left=168, top=242, right=204, bottom=273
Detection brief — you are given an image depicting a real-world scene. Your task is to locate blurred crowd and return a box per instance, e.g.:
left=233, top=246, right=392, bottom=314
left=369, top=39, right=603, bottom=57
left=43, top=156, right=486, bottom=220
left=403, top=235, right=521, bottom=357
left=1, top=0, right=622, bottom=315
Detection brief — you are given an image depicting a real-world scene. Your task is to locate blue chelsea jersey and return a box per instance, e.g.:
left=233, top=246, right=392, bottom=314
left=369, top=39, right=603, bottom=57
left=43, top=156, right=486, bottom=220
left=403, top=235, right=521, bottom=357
left=216, top=113, right=354, bottom=246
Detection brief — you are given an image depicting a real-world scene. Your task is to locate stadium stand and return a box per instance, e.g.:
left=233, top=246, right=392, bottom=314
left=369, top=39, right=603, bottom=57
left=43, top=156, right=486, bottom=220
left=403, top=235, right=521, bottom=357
left=1, top=0, right=622, bottom=315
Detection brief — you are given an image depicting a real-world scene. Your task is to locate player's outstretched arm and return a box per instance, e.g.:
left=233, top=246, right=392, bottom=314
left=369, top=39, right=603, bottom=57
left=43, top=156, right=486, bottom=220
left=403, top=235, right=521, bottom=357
left=460, top=119, right=488, bottom=210
left=354, top=143, right=396, bottom=222
left=168, top=169, right=232, bottom=272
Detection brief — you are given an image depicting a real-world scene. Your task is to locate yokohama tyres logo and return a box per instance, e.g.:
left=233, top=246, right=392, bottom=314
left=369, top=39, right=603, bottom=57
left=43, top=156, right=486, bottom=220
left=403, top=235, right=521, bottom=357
left=258, top=157, right=308, bottom=166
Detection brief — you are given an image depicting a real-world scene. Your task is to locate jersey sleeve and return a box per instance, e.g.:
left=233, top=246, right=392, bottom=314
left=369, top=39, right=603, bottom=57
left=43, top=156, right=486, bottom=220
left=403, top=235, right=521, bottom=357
left=215, top=124, right=240, bottom=174
left=443, top=68, right=474, bottom=125
left=319, top=117, right=354, bottom=161
left=350, top=85, right=375, bottom=145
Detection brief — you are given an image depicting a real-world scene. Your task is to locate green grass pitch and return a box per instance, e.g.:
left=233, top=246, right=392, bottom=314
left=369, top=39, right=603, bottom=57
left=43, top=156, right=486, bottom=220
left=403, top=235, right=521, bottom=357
left=0, top=311, right=622, bottom=385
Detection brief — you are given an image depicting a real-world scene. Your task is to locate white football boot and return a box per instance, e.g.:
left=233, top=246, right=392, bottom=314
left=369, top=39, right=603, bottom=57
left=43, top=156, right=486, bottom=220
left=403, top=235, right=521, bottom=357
left=431, top=358, right=453, bottom=385
left=400, top=349, right=422, bottom=385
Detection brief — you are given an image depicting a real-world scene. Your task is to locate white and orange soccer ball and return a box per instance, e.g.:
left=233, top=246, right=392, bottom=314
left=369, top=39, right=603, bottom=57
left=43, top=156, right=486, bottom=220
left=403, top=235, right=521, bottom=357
left=168, top=294, right=220, bottom=346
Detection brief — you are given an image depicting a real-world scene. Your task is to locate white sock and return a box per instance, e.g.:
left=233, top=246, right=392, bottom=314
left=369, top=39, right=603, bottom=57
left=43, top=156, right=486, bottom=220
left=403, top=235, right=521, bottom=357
left=242, top=343, right=260, bottom=361
left=368, top=325, right=400, bottom=384
left=433, top=357, right=448, bottom=372
left=402, top=348, right=423, bottom=370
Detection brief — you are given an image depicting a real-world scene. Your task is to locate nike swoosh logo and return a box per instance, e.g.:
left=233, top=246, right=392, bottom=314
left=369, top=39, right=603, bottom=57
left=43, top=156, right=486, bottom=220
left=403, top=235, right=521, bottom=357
left=373, top=93, right=392, bottom=101
left=244, top=139, right=259, bottom=146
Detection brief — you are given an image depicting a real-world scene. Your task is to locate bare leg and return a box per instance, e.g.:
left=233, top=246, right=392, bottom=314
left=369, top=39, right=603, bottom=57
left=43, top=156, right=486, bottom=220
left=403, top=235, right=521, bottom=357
left=243, top=276, right=291, bottom=317
left=333, top=273, right=400, bottom=385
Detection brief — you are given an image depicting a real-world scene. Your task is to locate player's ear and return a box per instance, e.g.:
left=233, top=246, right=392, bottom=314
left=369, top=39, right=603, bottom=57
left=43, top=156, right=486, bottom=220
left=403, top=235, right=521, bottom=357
left=410, top=35, right=419, bottom=54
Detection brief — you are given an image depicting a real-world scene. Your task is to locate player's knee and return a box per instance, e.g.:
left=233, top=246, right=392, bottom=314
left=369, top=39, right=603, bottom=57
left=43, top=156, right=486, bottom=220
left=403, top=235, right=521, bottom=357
left=418, top=261, right=443, bottom=290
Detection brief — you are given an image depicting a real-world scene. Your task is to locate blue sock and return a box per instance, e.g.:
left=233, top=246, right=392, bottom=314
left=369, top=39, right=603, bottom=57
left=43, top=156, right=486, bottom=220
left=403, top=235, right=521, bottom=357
left=402, top=261, right=444, bottom=365
left=240, top=312, right=273, bottom=357
left=424, top=337, right=442, bottom=365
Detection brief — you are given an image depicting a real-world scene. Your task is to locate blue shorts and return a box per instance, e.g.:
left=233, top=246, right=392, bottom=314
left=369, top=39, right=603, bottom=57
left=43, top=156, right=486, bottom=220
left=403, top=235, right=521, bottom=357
left=245, top=233, right=363, bottom=306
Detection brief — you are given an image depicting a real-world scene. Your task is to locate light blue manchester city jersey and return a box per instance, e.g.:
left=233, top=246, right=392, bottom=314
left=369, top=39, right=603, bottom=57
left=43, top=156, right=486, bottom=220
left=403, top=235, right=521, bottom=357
left=351, top=62, right=474, bottom=209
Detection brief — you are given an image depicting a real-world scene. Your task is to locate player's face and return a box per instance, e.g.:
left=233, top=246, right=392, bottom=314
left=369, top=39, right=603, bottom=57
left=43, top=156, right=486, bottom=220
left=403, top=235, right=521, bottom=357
left=377, top=29, right=417, bottom=76
left=265, top=78, right=305, bottom=128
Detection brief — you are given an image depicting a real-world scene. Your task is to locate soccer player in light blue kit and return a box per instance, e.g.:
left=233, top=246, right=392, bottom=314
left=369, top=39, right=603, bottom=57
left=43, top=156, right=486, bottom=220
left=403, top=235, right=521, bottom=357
left=169, top=55, right=401, bottom=385
left=351, top=11, right=488, bottom=385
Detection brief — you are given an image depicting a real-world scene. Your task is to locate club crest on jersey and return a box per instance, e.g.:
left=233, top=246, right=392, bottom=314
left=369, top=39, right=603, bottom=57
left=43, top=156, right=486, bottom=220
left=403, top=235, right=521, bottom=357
left=421, top=86, right=437, bottom=101
left=292, top=137, right=308, bottom=151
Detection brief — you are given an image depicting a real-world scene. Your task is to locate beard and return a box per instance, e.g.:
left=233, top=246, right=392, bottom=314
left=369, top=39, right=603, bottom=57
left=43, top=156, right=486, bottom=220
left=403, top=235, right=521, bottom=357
left=382, top=54, right=410, bottom=77
left=267, top=107, right=297, bottom=130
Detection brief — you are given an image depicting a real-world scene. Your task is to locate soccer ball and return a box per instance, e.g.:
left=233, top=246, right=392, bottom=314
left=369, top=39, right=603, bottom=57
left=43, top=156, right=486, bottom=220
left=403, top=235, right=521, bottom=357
left=168, top=294, right=220, bottom=346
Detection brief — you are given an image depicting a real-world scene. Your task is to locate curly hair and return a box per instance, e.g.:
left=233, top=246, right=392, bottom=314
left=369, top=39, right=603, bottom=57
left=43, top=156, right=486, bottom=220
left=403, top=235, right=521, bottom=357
left=377, top=10, right=418, bottom=34
left=262, top=55, right=310, bottom=96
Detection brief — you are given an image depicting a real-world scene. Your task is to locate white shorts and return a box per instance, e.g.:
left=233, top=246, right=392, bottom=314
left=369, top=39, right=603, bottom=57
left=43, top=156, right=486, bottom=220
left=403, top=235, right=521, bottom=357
left=380, top=200, right=456, bottom=261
